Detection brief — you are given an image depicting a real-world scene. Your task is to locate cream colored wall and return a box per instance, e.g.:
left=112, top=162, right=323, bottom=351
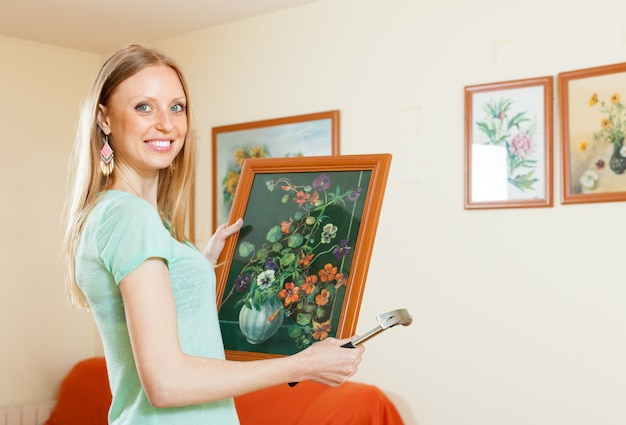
left=154, top=0, right=626, bottom=424
left=0, top=35, right=102, bottom=404
left=2, top=0, right=626, bottom=424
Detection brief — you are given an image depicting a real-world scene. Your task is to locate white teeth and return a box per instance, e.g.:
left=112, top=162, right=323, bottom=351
left=147, top=140, right=171, bottom=147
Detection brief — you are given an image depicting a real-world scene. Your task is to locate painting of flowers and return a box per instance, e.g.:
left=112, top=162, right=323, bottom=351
left=215, top=154, right=391, bottom=360
left=211, top=111, right=339, bottom=230
left=559, top=62, right=626, bottom=204
left=464, top=76, right=553, bottom=209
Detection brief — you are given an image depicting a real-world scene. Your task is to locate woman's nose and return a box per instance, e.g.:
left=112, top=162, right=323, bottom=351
left=155, top=108, right=174, bottom=131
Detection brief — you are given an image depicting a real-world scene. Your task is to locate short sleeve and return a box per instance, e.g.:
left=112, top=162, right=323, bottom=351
left=96, top=194, right=172, bottom=285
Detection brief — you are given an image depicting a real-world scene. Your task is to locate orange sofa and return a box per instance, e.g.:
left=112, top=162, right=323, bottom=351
left=45, top=357, right=404, bottom=424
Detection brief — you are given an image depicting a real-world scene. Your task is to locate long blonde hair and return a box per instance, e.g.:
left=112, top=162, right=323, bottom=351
left=62, top=44, right=196, bottom=309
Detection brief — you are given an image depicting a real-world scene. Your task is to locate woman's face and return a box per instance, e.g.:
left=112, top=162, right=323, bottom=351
left=97, top=65, right=187, bottom=175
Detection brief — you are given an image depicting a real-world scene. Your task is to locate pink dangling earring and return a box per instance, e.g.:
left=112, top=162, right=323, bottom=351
left=100, top=134, right=114, bottom=177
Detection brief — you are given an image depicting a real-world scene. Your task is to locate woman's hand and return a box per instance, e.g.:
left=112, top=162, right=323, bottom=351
left=292, top=336, right=365, bottom=387
left=203, top=218, right=244, bottom=266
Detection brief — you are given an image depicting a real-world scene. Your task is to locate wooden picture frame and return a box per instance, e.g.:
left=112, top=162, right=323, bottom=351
left=559, top=62, right=626, bottom=204
left=464, top=76, right=553, bottom=209
left=215, top=153, right=392, bottom=361
left=211, top=111, right=340, bottom=230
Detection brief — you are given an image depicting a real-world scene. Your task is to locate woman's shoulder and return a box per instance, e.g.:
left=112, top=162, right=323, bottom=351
left=89, top=190, right=161, bottom=230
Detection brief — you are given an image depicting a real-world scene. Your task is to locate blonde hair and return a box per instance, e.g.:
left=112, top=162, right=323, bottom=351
left=62, top=44, right=196, bottom=309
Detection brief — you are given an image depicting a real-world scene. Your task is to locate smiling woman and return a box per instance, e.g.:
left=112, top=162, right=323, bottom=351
left=61, top=44, right=365, bottom=425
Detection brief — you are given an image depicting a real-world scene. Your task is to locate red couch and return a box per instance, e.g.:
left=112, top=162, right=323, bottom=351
left=45, top=357, right=404, bottom=424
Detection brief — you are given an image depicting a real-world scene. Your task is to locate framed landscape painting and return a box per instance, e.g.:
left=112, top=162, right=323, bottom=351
left=215, top=153, right=392, bottom=361
left=211, top=111, right=340, bottom=230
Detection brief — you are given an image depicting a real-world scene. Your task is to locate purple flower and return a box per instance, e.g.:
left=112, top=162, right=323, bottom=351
left=333, top=239, right=352, bottom=259
left=235, top=274, right=251, bottom=292
left=595, top=159, right=605, bottom=170
left=312, top=174, right=331, bottom=191
left=346, top=187, right=362, bottom=201
left=265, top=257, right=279, bottom=271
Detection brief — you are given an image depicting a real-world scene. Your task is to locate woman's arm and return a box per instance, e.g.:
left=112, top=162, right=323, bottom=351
left=120, top=258, right=364, bottom=408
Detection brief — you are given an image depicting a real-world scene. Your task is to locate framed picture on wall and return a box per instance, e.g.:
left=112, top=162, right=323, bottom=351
left=215, top=153, right=392, bottom=361
left=464, top=76, right=554, bottom=209
left=211, top=111, right=340, bottom=230
left=559, top=62, right=626, bottom=204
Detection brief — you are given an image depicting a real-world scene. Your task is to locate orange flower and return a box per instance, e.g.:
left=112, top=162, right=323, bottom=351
left=602, top=118, right=612, bottom=129
left=334, top=273, right=347, bottom=289
left=315, top=289, right=331, bottom=306
left=299, top=253, right=314, bottom=267
left=278, top=282, right=300, bottom=307
left=301, top=275, right=318, bottom=294
left=312, top=320, right=332, bottom=340
left=579, top=141, right=588, bottom=151
left=281, top=218, right=293, bottom=234
left=318, top=263, right=337, bottom=282
left=293, top=190, right=311, bottom=206
left=589, top=93, right=598, bottom=106
left=268, top=307, right=282, bottom=323
left=309, top=190, right=319, bottom=205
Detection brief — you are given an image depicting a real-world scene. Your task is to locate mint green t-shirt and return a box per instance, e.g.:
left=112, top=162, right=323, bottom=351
left=76, top=190, right=240, bottom=425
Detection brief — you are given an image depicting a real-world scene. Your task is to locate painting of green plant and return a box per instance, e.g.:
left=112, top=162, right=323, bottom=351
left=473, top=89, right=543, bottom=196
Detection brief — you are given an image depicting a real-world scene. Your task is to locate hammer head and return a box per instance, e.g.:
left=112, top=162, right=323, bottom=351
left=376, top=308, right=413, bottom=330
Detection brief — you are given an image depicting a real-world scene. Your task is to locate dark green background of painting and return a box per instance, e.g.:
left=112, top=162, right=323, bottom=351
left=218, top=170, right=372, bottom=356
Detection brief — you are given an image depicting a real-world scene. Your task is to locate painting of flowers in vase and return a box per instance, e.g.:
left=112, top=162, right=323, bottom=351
left=559, top=62, right=626, bottom=204
left=215, top=154, right=391, bottom=360
left=464, top=76, right=553, bottom=209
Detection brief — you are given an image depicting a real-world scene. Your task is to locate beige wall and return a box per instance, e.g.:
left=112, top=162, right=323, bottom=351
left=2, top=0, right=626, bottom=424
left=0, top=35, right=102, bottom=403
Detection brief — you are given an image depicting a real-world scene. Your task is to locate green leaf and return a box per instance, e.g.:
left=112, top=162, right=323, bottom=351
left=256, top=248, right=269, bottom=261
left=280, top=252, right=296, bottom=267
left=316, top=307, right=327, bottom=319
left=287, top=233, right=304, bottom=248
left=296, top=313, right=312, bottom=326
left=238, top=241, right=255, bottom=258
left=288, top=324, right=304, bottom=339
left=266, top=225, right=282, bottom=243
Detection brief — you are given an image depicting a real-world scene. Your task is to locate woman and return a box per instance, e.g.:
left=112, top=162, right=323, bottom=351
left=62, top=44, right=364, bottom=424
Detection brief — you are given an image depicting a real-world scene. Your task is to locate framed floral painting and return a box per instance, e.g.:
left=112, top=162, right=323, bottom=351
left=215, top=153, right=392, bottom=361
left=559, top=62, right=626, bottom=204
left=464, top=76, right=554, bottom=209
left=211, top=111, right=340, bottom=230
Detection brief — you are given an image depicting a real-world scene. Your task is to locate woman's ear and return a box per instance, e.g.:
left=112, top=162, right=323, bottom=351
left=97, top=104, right=110, bottom=135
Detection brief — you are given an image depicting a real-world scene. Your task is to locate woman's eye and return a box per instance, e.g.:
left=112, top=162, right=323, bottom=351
left=135, top=103, right=151, bottom=113
left=171, top=103, right=186, bottom=113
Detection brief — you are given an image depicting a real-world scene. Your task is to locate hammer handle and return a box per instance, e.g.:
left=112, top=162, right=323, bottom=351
left=288, top=340, right=356, bottom=387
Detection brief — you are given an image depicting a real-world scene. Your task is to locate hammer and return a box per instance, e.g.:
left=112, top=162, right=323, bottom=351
left=341, top=308, right=413, bottom=348
left=289, top=308, right=412, bottom=386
